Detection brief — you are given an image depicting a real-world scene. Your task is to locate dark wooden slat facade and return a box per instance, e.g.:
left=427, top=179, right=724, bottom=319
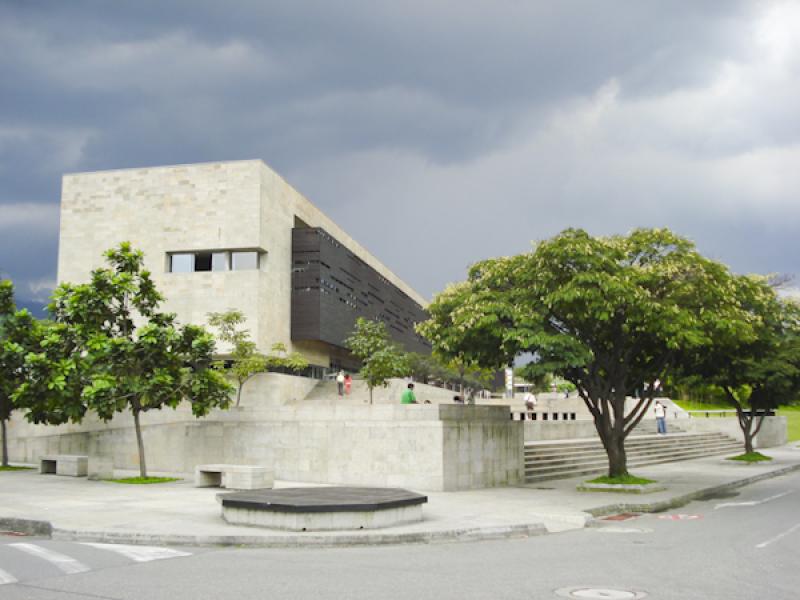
left=291, top=227, right=431, bottom=355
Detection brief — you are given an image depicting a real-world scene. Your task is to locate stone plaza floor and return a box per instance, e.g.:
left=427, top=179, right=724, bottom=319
left=1, top=445, right=798, bottom=547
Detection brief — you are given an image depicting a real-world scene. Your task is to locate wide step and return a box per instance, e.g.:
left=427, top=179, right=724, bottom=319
left=524, top=430, right=742, bottom=483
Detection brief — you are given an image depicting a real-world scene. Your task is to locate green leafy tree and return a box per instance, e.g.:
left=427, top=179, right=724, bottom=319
left=419, top=228, right=753, bottom=477
left=407, top=353, right=444, bottom=385
left=208, top=311, right=309, bottom=406
left=208, top=310, right=267, bottom=406
left=14, top=320, right=92, bottom=427
left=36, top=243, right=233, bottom=478
left=515, top=369, right=561, bottom=395
left=677, top=279, right=800, bottom=454
left=407, top=352, right=492, bottom=395
left=265, top=342, right=309, bottom=375
left=0, top=281, right=42, bottom=467
left=345, top=318, right=410, bottom=404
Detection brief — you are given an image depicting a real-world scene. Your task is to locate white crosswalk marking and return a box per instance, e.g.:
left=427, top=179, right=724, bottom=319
left=0, top=567, right=18, bottom=585
left=8, top=543, right=90, bottom=574
left=80, top=543, right=191, bottom=562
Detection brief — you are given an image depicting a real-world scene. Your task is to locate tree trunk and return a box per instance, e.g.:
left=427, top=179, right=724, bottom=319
left=743, top=428, right=754, bottom=454
left=724, top=387, right=764, bottom=454
left=741, top=411, right=756, bottom=454
left=369, top=386, right=373, bottom=405
left=1, top=418, right=8, bottom=468
left=236, top=383, right=243, bottom=407
left=605, top=431, right=628, bottom=477
left=583, top=389, right=631, bottom=479
left=731, top=397, right=756, bottom=455
left=133, top=408, right=147, bottom=478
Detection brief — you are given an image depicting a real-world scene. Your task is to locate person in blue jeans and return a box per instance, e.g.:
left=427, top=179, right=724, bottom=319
left=655, top=401, right=667, bottom=434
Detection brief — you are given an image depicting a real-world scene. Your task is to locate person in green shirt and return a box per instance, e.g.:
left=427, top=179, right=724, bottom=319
left=401, top=383, right=417, bottom=404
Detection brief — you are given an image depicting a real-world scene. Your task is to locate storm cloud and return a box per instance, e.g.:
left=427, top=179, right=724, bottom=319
left=1, top=0, right=799, bottom=310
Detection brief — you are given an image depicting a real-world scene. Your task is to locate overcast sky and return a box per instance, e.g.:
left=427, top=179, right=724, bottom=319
left=1, top=0, right=799, bottom=312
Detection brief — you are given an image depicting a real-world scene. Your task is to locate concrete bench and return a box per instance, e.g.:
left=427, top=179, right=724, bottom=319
left=39, top=455, right=88, bottom=477
left=194, top=464, right=273, bottom=490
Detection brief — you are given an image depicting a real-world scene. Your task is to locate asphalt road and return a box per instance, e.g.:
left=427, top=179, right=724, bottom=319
left=2, top=471, right=799, bottom=600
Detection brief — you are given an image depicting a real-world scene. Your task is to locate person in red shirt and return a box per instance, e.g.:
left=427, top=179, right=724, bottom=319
left=344, top=374, right=352, bottom=395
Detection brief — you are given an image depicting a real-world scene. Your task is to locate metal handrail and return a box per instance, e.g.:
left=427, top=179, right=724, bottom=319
left=686, top=409, right=776, bottom=418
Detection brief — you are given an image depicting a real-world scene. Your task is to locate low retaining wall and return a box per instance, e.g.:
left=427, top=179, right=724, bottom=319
left=6, top=404, right=522, bottom=492
left=679, top=416, right=787, bottom=448
left=523, top=417, right=672, bottom=441
left=522, top=416, right=787, bottom=449
left=524, top=420, right=598, bottom=441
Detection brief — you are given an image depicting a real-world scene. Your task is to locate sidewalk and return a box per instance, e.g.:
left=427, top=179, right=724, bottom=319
left=2, top=445, right=798, bottom=547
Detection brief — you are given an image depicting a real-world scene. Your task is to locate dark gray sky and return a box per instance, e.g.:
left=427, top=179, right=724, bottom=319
left=2, top=0, right=799, bottom=312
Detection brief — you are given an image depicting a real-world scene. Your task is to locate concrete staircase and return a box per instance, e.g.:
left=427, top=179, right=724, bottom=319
left=524, top=431, right=742, bottom=483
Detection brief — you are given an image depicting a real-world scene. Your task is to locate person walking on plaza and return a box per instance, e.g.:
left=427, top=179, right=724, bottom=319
left=654, top=400, right=667, bottom=434
left=401, top=383, right=417, bottom=404
left=336, top=370, right=345, bottom=396
left=344, top=373, right=352, bottom=395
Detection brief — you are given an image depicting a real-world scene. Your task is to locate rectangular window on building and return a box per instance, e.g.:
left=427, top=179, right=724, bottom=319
left=170, top=254, right=193, bottom=273
left=232, top=251, right=259, bottom=270
left=195, top=253, right=213, bottom=272
left=211, top=252, right=229, bottom=271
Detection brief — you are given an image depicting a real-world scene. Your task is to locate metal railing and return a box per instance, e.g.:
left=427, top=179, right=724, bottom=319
left=686, top=409, right=776, bottom=418
left=511, top=411, right=578, bottom=421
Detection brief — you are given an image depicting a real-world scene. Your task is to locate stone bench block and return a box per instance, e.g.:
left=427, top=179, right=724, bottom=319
left=40, top=455, right=88, bottom=477
left=195, top=464, right=274, bottom=490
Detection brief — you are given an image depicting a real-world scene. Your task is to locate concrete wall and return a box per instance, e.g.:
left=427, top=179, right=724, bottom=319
left=680, top=416, right=787, bottom=449
left=439, top=405, right=522, bottom=489
left=522, top=415, right=787, bottom=449
left=6, top=396, right=522, bottom=492
left=524, top=420, right=599, bottom=442
left=238, top=373, right=321, bottom=407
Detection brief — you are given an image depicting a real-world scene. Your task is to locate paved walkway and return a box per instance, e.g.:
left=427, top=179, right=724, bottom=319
left=2, top=445, right=799, bottom=547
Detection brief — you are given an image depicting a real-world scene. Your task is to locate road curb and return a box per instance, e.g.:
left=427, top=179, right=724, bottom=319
left=585, top=462, right=800, bottom=518
left=48, top=521, right=547, bottom=548
left=0, top=517, right=53, bottom=537
left=4, top=463, right=797, bottom=547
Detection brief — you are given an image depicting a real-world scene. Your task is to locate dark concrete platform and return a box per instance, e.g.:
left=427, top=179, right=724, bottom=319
left=219, top=487, right=428, bottom=513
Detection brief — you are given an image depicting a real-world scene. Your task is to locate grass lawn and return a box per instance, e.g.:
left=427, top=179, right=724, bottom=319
left=106, top=477, right=181, bottom=484
left=672, top=399, right=730, bottom=412
left=0, top=465, right=34, bottom=472
left=777, top=406, right=800, bottom=442
left=586, top=474, right=656, bottom=485
left=727, top=451, right=772, bottom=462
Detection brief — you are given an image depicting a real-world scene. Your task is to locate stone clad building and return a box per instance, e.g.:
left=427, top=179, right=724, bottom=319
left=17, top=160, right=526, bottom=492
left=58, top=159, right=430, bottom=371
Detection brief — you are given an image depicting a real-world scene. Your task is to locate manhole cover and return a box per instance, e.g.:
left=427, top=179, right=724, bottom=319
left=555, top=587, right=647, bottom=599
